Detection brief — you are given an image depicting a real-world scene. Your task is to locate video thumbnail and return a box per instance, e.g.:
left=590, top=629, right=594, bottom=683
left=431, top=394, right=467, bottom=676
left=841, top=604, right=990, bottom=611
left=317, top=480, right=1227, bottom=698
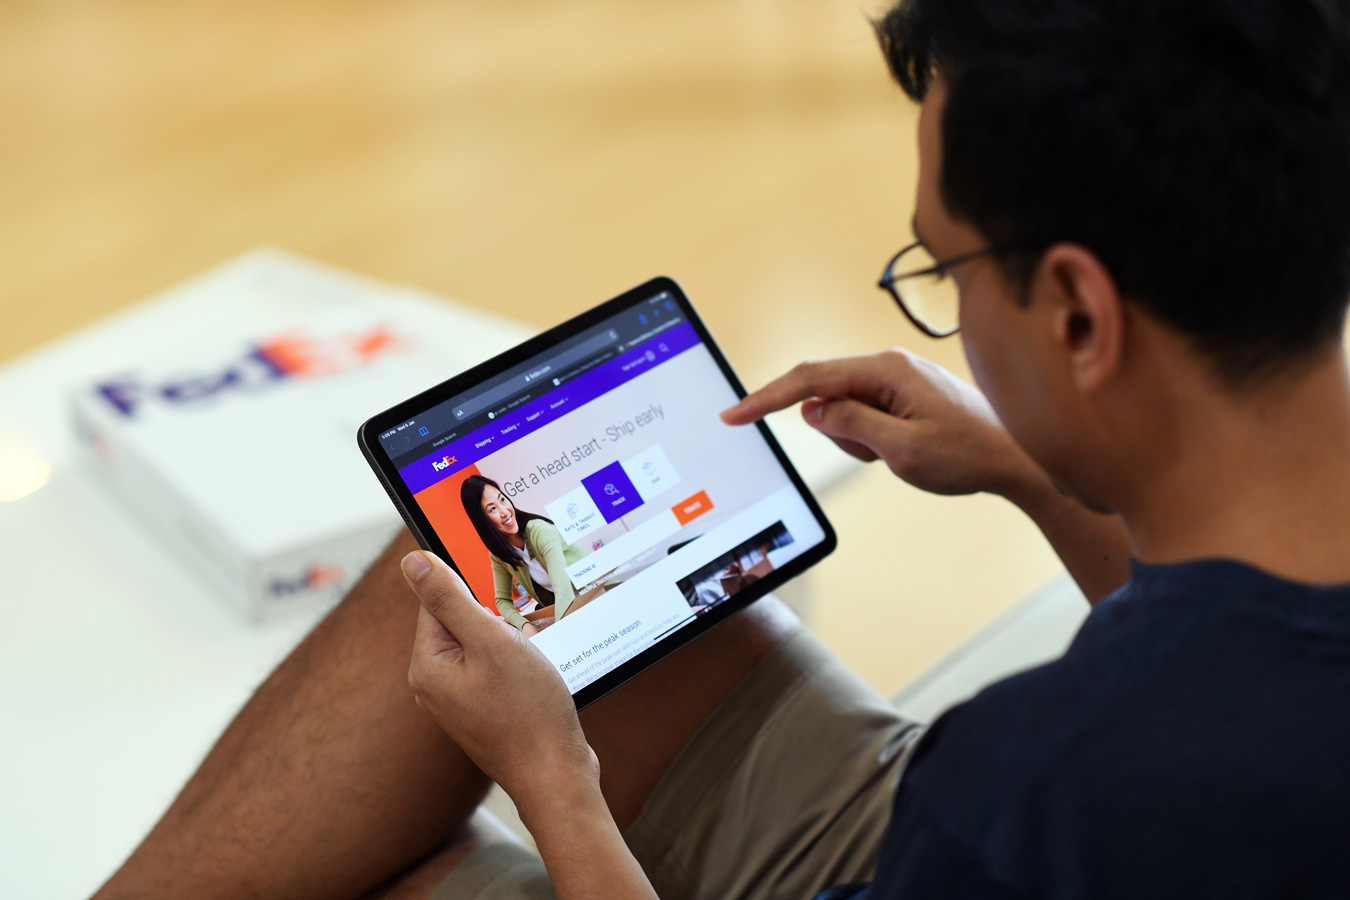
left=676, top=521, right=795, bottom=615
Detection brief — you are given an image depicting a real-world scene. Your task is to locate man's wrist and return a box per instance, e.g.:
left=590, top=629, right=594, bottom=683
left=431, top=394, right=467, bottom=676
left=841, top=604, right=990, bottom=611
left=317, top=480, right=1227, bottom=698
left=512, top=762, right=608, bottom=835
left=988, top=443, right=1055, bottom=512
left=514, top=763, right=659, bottom=900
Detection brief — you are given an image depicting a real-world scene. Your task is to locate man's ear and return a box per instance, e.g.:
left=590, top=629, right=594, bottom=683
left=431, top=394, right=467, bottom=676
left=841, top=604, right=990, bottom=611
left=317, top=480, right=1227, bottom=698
left=1035, top=243, right=1125, bottom=392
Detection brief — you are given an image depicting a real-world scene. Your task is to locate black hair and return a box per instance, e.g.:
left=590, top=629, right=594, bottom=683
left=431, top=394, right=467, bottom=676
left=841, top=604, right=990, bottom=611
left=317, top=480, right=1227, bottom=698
left=875, top=0, right=1350, bottom=384
left=460, top=475, right=554, bottom=564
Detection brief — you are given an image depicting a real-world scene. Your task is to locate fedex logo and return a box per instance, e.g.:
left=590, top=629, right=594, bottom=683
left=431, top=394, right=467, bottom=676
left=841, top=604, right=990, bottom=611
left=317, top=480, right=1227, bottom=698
left=432, top=455, right=458, bottom=472
left=267, top=562, right=345, bottom=597
left=96, top=325, right=407, bottom=418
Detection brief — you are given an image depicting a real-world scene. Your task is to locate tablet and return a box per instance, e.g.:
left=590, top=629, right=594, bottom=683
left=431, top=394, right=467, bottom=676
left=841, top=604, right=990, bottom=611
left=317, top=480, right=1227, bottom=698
left=358, top=277, right=835, bottom=707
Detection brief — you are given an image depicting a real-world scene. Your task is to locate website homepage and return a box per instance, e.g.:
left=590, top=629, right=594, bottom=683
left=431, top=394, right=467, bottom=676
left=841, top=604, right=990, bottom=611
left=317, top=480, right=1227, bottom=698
left=384, top=310, right=825, bottom=693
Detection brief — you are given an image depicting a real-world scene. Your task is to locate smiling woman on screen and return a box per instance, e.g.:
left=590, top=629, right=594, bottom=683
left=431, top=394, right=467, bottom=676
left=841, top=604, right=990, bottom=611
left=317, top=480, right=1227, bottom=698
left=460, top=474, right=588, bottom=634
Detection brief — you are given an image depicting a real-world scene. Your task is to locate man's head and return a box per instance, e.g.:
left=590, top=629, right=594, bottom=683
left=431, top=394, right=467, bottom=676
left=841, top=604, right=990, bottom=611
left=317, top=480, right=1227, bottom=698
left=879, top=0, right=1350, bottom=381
left=877, top=0, right=1350, bottom=511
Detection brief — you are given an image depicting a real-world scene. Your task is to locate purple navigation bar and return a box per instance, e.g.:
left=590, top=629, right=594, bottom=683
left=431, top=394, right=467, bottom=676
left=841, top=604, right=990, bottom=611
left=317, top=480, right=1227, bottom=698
left=400, top=321, right=700, bottom=495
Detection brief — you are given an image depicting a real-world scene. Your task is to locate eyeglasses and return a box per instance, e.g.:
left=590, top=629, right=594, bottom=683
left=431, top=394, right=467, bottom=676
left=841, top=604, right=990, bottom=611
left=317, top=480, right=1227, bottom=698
left=878, top=240, right=1008, bottom=338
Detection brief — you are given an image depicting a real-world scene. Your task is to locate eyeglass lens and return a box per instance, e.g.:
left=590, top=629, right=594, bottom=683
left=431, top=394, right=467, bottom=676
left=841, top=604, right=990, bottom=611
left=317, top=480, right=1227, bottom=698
left=889, top=244, right=960, bottom=336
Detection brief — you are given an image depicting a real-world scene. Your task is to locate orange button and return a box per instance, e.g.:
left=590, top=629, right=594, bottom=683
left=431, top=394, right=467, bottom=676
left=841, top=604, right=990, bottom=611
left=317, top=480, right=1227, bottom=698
left=672, top=490, right=713, bottom=525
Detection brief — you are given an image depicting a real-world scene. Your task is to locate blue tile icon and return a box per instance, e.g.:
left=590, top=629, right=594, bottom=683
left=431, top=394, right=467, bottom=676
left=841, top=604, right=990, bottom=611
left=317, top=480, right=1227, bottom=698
left=582, top=461, right=643, bottom=523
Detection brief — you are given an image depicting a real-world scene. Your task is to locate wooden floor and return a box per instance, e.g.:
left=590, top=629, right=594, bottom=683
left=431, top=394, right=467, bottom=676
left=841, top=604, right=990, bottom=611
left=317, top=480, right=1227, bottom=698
left=1, top=0, right=1065, bottom=696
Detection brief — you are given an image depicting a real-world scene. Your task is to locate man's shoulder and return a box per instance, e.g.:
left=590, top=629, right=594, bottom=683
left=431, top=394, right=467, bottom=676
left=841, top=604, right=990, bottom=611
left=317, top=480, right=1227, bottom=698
left=905, top=563, right=1350, bottom=807
left=893, top=564, right=1350, bottom=896
left=898, top=633, right=1122, bottom=831
left=906, top=589, right=1155, bottom=771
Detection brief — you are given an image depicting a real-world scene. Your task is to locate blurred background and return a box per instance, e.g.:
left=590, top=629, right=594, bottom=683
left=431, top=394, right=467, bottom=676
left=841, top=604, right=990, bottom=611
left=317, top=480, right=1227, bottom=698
left=3, top=0, right=1063, bottom=690
left=2, top=2, right=1068, bottom=893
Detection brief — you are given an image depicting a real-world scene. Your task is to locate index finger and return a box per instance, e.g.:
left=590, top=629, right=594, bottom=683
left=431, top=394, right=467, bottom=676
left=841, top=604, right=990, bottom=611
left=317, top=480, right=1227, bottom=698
left=720, top=356, right=896, bottom=425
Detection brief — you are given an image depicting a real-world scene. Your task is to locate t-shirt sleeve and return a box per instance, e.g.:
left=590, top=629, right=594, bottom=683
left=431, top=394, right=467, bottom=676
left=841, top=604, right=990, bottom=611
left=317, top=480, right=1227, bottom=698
left=811, top=819, right=1016, bottom=900
left=812, top=884, right=870, bottom=900
left=861, top=787, right=1022, bottom=900
left=811, top=794, right=1019, bottom=900
left=814, top=720, right=1024, bottom=900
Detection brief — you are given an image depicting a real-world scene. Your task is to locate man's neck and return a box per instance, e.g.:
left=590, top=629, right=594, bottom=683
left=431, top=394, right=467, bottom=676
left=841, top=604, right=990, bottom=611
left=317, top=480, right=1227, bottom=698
left=1122, top=348, right=1350, bottom=585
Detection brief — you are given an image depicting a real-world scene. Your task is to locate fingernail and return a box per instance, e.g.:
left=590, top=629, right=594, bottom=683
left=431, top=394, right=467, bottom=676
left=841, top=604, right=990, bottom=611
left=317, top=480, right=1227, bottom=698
left=401, top=551, right=432, bottom=582
left=803, top=401, right=823, bottom=424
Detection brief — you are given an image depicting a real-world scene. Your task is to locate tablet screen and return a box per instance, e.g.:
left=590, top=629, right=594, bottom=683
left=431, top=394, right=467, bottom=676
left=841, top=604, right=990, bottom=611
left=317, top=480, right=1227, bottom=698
left=362, top=279, right=833, bottom=705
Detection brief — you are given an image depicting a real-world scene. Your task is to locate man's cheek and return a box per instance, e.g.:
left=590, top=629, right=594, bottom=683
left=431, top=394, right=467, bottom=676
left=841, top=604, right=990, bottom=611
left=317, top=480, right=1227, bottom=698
left=960, top=331, right=1002, bottom=417
left=963, top=330, right=1036, bottom=456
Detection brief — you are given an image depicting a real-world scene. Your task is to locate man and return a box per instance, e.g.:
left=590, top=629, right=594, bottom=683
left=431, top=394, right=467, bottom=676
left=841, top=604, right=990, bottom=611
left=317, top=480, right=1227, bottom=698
left=93, top=0, right=1350, bottom=897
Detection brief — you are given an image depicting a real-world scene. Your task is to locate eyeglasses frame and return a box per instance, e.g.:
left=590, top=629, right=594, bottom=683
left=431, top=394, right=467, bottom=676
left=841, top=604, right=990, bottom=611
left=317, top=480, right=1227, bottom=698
left=877, top=240, right=1016, bottom=338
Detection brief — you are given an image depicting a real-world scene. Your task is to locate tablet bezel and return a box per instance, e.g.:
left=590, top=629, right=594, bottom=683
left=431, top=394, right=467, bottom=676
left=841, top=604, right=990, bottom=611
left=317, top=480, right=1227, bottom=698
left=358, top=276, right=836, bottom=709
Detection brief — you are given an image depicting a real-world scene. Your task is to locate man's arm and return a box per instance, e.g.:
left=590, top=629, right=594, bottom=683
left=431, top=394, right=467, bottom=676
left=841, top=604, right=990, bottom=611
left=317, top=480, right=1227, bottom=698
left=517, top=777, right=658, bottom=900
left=402, top=551, right=658, bottom=900
left=722, top=349, right=1132, bottom=604
left=995, top=460, right=1133, bottom=604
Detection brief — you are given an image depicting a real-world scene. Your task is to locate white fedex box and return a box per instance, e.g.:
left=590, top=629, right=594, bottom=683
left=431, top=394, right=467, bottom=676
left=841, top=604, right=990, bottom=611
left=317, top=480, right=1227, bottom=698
left=70, top=250, right=528, bottom=622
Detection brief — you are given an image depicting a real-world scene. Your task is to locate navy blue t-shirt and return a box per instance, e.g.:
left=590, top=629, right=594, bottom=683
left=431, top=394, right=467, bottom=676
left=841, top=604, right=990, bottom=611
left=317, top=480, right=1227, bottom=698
left=821, top=559, right=1350, bottom=899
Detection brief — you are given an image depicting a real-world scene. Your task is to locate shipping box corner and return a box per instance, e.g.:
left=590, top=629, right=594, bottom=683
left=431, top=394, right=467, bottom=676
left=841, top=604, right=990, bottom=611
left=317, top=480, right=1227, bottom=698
left=70, top=251, right=529, bottom=622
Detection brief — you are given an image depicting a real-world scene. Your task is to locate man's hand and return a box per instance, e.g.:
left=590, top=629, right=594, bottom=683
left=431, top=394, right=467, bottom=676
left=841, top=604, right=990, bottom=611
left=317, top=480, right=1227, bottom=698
left=724, top=349, right=1134, bottom=603
left=402, top=552, right=596, bottom=803
left=722, top=348, right=1040, bottom=499
left=402, top=552, right=658, bottom=900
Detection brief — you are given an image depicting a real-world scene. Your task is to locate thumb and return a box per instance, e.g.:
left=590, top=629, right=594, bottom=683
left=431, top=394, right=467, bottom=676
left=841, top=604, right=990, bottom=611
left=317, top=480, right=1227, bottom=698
left=807, top=397, right=906, bottom=464
left=401, top=551, right=497, bottom=640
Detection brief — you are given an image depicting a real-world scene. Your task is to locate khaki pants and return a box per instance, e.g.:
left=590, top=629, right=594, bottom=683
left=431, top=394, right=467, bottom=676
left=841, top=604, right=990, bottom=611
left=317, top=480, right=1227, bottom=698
left=433, top=628, right=924, bottom=900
